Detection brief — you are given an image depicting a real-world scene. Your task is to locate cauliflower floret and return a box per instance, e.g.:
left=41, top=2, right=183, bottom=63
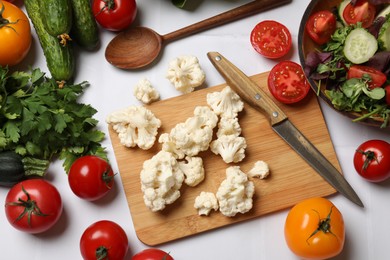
left=159, top=106, right=218, bottom=159
left=194, top=192, right=219, bottom=216
left=140, top=151, right=185, bottom=212
left=216, top=116, right=241, bottom=138
left=248, top=160, right=270, bottom=179
left=210, top=135, right=247, bottom=163
left=178, top=156, right=205, bottom=187
left=133, top=78, right=160, bottom=104
left=106, top=106, right=161, bottom=150
left=206, top=86, right=244, bottom=118
left=166, top=55, right=206, bottom=93
left=216, top=166, right=255, bottom=217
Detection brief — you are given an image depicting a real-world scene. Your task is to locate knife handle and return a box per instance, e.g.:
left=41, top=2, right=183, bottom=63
left=207, top=52, right=287, bottom=126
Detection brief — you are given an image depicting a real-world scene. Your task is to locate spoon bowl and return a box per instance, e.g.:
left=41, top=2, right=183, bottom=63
left=105, top=0, right=293, bottom=70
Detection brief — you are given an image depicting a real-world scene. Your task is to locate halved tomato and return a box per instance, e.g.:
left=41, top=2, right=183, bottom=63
left=343, top=0, right=376, bottom=28
left=306, top=10, right=337, bottom=45
left=268, top=61, right=310, bottom=104
left=385, top=85, right=390, bottom=105
left=250, top=20, right=292, bottom=59
left=347, top=65, right=387, bottom=89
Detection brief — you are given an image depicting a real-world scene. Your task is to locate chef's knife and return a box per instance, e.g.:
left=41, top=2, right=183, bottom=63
left=207, top=52, right=364, bottom=207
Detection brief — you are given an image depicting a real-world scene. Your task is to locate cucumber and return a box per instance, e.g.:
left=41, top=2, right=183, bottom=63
left=378, top=14, right=390, bottom=51
left=69, top=0, right=100, bottom=50
left=343, top=27, right=378, bottom=64
left=25, top=0, right=75, bottom=82
left=40, top=0, right=72, bottom=42
left=376, top=5, right=390, bottom=19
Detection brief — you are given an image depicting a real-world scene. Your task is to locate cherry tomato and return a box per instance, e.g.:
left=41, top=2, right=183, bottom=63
left=284, top=197, right=345, bottom=260
left=4, top=179, right=63, bottom=234
left=250, top=20, right=292, bottom=59
left=353, top=139, right=390, bottom=182
left=0, top=1, right=31, bottom=66
left=267, top=60, right=310, bottom=104
left=80, top=220, right=129, bottom=260
left=384, top=85, right=390, bottom=105
left=92, top=0, right=137, bottom=31
left=132, top=248, right=174, bottom=260
left=347, top=65, right=387, bottom=89
left=68, top=155, right=115, bottom=201
left=305, top=10, right=337, bottom=45
left=343, top=0, right=376, bottom=28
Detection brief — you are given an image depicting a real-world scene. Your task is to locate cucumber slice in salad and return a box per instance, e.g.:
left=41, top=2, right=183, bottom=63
left=343, top=28, right=378, bottom=64
left=378, top=14, right=390, bottom=51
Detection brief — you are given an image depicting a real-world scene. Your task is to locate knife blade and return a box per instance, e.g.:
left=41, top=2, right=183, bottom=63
left=207, top=51, right=364, bottom=207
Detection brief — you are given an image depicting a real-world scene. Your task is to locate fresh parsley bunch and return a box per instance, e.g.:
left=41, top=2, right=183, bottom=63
left=0, top=67, right=107, bottom=175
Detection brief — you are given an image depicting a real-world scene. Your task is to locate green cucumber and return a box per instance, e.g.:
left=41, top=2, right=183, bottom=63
left=25, top=0, right=75, bottom=82
left=343, top=27, right=378, bottom=64
left=69, top=0, right=99, bottom=50
left=40, top=0, right=72, bottom=41
left=376, top=5, right=390, bottom=19
left=378, top=14, right=390, bottom=51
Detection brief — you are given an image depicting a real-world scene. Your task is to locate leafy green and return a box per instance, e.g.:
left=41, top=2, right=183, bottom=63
left=0, top=66, right=107, bottom=175
left=172, top=0, right=187, bottom=8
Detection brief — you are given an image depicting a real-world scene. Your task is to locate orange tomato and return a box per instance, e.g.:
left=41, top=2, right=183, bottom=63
left=0, top=1, right=32, bottom=66
left=284, top=197, right=345, bottom=260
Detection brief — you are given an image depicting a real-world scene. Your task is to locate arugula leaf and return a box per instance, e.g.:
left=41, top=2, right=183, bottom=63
left=172, top=0, right=187, bottom=8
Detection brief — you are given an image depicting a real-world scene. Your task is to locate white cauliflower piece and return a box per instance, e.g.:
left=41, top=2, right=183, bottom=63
left=194, top=192, right=219, bottom=216
left=210, top=135, right=247, bottom=163
left=178, top=156, right=205, bottom=187
left=133, top=78, right=160, bottom=104
left=140, top=151, right=185, bottom=212
left=216, top=166, right=255, bottom=217
left=216, top=116, right=241, bottom=138
left=206, top=86, right=244, bottom=118
left=166, top=55, right=206, bottom=93
left=159, top=106, right=218, bottom=159
left=106, top=106, right=161, bottom=150
left=248, top=160, right=270, bottom=179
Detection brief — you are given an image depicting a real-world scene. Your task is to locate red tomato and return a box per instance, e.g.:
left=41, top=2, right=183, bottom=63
left=92, top=0, right=137, bottom=31
left=250, top=20, right=292, bottom=59
left=132, top=248, right=174, bottom=260
left=267, top=60, right=311, bottom=104
left=4, top=179, right=63, bottom=234
left=385, top=85, right=390, bottom=105
left=305, top=10, right=337, bottom=45
left=353, top=140, right=390, bottom=182
left=0, top=1, right=32, bottom=66
left=80, top=220, right=129, bottom=260
left=343, top=0, right=376, bottom=28
left=284, top=197, right=345, bottom=259
left=68, top=155, right=115, bottom=201
left=347, top=65, right=387, bottom=89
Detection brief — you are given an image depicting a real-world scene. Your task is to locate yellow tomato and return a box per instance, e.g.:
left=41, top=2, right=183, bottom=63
left=284, top=197, right=345, bottom=260
left=0, top=1, right=31, bottom=66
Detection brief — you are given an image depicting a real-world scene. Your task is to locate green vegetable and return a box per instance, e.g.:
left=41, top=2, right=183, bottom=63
left=172, top=0, right=188, bottom=8
left=0, top=66, right=107, bottom=175
left=69, top=0, right=99, bottom=50
left=0, top=151, right=49, bottom=187
left=378, top=14, right=390, bottom=51
left=25, top=0, right=75, bottom=82
left=40, top=0, right=73, bottom=43
left=343, top=27, right=378, bottom=64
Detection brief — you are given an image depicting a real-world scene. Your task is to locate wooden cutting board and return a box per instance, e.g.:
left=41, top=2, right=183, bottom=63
left=108, top=71, right=341, bottom=246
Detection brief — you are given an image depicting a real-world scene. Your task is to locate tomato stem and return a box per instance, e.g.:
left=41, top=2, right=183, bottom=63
left=102, top=166, right=116, bottom=189
left=356, top=149, right=379, bottom=172
left=96, top=246, right=109, bottom=260
left=0, top=3, right=20, bottom=31
left=6, top=185, right=48, bottom=226
left=306, top=206, right=337, bottom=245
left=95, top=0, right=116, bottom=17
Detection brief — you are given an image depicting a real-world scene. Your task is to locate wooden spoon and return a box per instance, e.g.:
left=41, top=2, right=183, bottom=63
left=105, top=0, right=292, bottom=70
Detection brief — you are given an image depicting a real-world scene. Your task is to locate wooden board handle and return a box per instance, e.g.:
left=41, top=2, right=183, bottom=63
left=207, top=52, right=288, bottom=126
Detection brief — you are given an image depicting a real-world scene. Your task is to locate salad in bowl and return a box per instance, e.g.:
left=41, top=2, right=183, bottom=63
left=298, top=0, right=390, bottom=128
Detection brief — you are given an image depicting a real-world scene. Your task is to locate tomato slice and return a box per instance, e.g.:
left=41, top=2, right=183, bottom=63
left=347, top=65, right=387, bottom=89
left=267, top=61, right=310, bottom=104
left=250, top=20, right=292, bottom=59
left=305, top=10, right=337, bottom=45
left=385, top=85, right=390, bottom=105
left=343, top=0, right=376, bottom=28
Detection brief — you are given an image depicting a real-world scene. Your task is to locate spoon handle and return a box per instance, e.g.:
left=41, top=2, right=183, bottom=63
left=162, top=0, right=292, bottom=42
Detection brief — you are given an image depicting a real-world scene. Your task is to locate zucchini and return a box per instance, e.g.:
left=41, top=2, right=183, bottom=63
left=25, top=0, right=75, bottom=82
left=0, top=152, right=49, bottom=187
left=40, top=0, right=73, bottom=44
left=343, top=27, right=378, bottom=64
left=378, top=14, right=390, bottom=51
left=69, top=0, right=100, bottom=50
